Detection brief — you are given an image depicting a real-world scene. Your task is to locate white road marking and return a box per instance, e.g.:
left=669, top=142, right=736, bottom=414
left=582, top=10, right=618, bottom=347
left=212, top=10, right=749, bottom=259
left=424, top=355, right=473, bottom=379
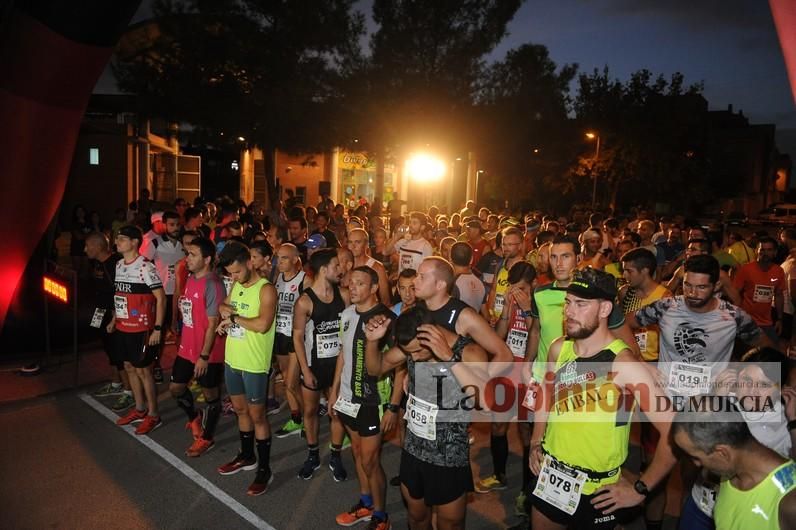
left=79, top=393, right=275, bottom=530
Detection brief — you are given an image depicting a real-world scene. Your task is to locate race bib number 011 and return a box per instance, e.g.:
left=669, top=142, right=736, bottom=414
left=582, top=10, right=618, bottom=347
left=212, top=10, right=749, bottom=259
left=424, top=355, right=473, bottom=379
left=405, top=394, right=439, bottom=441
left=532, top=454, right=586, bottom=515
left=507, top=328, right=528, bottom=358
left=668, top=362, right=711, bottom=396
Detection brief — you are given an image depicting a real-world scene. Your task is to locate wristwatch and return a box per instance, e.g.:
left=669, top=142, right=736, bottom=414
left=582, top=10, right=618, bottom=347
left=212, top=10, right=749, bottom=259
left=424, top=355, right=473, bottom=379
left=230, top=314, right=237, bottom=324
left=383, top=403, right=399, bottom=413
left=153, top=325, right=162, bottom=331
left=787, top=419, right=796, bottom=431
left=200, top=354, right=210, bottom=361
left=634, top=479, right=650, bottom=497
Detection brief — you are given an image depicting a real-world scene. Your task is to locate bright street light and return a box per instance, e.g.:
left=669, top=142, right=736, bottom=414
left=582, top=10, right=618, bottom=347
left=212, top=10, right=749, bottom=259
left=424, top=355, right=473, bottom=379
left=585, top=132, right=601, bottom=208
left=406, top=153, right=446, bottom=183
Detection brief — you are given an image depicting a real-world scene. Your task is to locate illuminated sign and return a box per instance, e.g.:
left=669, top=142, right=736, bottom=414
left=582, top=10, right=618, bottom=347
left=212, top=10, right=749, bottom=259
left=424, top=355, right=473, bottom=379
left=43, top=276, right=69, bottom=303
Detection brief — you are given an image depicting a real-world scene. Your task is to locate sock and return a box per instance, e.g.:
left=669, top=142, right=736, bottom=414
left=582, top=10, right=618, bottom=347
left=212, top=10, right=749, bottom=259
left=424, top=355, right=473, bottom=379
left=522, top=445, right=531, bottom=491
left=373, top=510, right=387, bottom=521
left=256, top=437, right=272, bottom=473
left=330, top=444, right=342, bottom=460
left=291, top=410, right=302, bottom=423
left=360, top=493, right=374, bottom=509
left=202, top=398, right=221, bottom=440
left=491, top=434, right=509, bottom=480
left=240, top=430, right=255, bottom=459
left=307, top=443, right=320, bottom=461
left=175, top=388, right=197, bottom=421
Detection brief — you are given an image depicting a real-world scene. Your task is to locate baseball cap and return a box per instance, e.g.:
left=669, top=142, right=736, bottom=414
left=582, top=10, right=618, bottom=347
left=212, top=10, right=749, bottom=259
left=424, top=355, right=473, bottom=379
left=151, top=211, right=164, bottom=224
left=117, top=225, right=143, bottom=241
left=306, top=233, right=327, bottom=250
left=554, top=267, right=617, bottom=302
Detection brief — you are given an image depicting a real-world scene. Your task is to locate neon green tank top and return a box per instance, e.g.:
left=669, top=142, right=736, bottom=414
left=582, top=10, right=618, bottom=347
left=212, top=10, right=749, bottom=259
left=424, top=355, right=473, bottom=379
left=715, top=461, right=796, bottom=530
left=542, top=338, right=634, bottom=494
left=225, top=277, right=275, bottom=373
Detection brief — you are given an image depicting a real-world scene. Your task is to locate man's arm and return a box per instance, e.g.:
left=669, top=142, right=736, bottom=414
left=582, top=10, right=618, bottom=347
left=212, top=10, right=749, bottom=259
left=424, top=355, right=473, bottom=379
left=612, top=321, right=641, bottom=359
left=373, top=260, right=391, bottom=306
left=292, top=295, right=314, bottom=377
left=363, top=315, right=405, bottom=376
left=529, top=337, right=563, bottom=475
left=525, top=317, right=540, bottom=365
left=779, top=489, right=796, bottom=530
left=149, top=287, right=166, bottom=345
left=718, top=270, right=742, bottom=306
left=232, top=283, right=276, bottom=333
left=457, top=307, right=513, bottom=366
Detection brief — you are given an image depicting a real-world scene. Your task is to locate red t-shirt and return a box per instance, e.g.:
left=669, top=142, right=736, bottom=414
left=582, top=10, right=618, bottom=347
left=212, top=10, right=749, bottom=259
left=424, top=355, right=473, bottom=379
left=177, top=273, right=226, bottom=363
left=114, top=255, right=162, bottom=333
left=733, top=262, right=785, bottom=326
left=470, top=238, right=489, bottom=269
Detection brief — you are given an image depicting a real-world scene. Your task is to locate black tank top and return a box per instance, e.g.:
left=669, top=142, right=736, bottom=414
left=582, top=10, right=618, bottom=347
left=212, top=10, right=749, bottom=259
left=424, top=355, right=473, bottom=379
left=424, top=297, right=469, bottom=333
left=303, top=285, right=345, bottom=366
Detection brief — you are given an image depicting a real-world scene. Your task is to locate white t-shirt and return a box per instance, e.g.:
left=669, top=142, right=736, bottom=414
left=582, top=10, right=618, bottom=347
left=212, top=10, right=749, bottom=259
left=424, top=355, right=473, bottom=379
left=398, top=237, right=433, bottom=273
left=454, top=273, right=486, bottom=310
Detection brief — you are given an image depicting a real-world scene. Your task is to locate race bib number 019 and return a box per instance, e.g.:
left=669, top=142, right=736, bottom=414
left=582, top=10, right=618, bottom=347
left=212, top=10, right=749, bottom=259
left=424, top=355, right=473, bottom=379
left=405, top=394, right=439, bottom=441
left=668, top=362, right=711, bottom=396
left=317, top=332, right=341, bottom=358
left=532, top=454, right=586, bottom=515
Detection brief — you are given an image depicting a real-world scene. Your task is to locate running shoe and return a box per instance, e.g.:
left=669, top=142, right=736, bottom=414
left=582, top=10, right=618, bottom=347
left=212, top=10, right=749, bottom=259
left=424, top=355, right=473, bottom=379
left=93, top=382, right=124, bottom=397
left=111, top=393, right=135, bottom=411
left=188, top=379, right=202, bottom=394
left=366, top=515, right=390, bottom=530
left=298, top=455, right=321, bottom=480
left=266, top=398, right=285, bottom=416
left=474, top=475, right=507, bottom=493
left=247, top=469, right=274, bottom=496
left=153, top=366, right=164, bottom=384
left=218, top=453, right=258, bottom=475
left=134, top=415, right=162, bottom=435
left=186, top=411, right=203, bottom=440
left=329, top=456, right=347, bottom=482
left=186, top=437, right=214, bottom=458
left=335, top=501, right=373, bottom=527
left=275, top=418, right=303, bottom=438
left=116, top=408, right=146, bottom=425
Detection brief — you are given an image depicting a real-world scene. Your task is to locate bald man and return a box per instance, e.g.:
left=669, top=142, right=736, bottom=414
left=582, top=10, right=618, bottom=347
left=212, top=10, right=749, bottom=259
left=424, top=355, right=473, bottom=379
left=348, top=228, right=391, bottom=304
left=337, top=247, right=355, bottom=289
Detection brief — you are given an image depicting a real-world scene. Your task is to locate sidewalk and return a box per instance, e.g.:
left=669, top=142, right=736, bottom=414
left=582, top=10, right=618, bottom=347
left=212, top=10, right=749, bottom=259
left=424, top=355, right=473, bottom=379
left=0, top=344, right=178, bottom=404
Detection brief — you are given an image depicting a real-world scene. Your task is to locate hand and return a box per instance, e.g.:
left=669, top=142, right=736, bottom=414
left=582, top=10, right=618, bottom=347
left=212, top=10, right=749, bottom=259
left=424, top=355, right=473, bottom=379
left=511, top=287, right=532, bottom=313
left=364, top=315, right=391, bottom=341
left=591, top=477, right=645, bottom=514
left=105, top=320, right=116, bottom=334
left=328, top=391, right=338, bottom=417
left=782, top=386, right=796, bottom=421
left=529, top=442, right=544, bottom=476
left=302, top=369, right=318, bottom=390
left=216, top=318, right=232, bottom=335
left=219, top=306, right=233, bottom=319
left=380, top=409, right=397, bottom=433
left=417, top=324, right=454, bottom=361
left=194, top=358, right=209, bottom=378
left=148, top=330, right=161, bottom=346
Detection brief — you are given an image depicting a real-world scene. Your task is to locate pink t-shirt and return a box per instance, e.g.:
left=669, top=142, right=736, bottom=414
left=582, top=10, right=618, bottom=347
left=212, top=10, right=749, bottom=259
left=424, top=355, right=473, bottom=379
left=177, top=273, right=226, bottom=363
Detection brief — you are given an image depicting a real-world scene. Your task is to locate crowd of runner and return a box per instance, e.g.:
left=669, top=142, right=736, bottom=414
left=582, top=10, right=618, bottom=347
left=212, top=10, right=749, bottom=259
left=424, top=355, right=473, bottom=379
left=79, top=191, right=796, bottom=529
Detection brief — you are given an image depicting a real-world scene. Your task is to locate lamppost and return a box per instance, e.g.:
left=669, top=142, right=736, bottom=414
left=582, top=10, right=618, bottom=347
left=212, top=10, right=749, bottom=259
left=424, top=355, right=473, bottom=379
left=586, top=132, right=601, bottom=208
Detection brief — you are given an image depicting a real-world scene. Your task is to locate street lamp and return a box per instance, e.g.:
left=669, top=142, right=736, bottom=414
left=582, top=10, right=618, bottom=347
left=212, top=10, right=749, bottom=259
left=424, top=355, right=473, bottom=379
left=585, top=132, right=601, bottom=208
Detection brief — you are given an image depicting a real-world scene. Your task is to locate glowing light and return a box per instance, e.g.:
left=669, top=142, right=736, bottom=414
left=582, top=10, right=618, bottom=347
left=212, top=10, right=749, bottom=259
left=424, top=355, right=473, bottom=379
left=43, top=276, right=68, bottom=303
left=406, top=153, right=445, bottom=183
left=237, top=136, right=246, bottom=142
left=585, top=132, right=597, bottom=140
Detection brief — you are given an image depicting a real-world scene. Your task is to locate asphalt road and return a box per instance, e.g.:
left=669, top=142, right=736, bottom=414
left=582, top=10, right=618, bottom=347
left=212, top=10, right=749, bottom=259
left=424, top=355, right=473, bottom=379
left=0, top=385, right=527, bottom=530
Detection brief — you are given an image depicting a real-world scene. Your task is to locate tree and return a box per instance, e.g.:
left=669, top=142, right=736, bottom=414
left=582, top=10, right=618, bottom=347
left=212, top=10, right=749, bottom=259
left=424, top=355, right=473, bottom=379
left=112, top=0, right=365, bottom=200
left=567, top=67, right=707, bottom=211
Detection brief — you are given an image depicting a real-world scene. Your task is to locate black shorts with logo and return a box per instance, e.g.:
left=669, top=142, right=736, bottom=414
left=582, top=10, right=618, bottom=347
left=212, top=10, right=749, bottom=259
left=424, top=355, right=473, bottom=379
left=170, top=355, right=224, bottom=388
left=338, top=403, right=381, bottom=438
left=399, top=450, right=474, bottom=506
left=114, top=331, right=157, bottom=368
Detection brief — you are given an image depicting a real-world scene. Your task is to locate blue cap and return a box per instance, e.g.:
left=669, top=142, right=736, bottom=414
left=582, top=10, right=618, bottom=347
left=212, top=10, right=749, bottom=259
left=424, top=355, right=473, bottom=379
left=306, top=233, right=327, bottom=249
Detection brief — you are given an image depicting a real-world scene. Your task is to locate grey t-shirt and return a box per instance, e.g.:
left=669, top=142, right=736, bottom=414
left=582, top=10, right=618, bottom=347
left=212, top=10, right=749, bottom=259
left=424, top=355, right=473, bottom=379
left=635, top=296, right=761, bottom=365
left=453, top=272, right=486, bottom=311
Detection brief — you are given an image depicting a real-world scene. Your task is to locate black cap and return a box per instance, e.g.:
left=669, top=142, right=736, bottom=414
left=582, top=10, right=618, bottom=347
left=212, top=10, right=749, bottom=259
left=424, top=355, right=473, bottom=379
left=554, top=267, right=617, bottom=301
left=117, top=225, right=143, bottom=241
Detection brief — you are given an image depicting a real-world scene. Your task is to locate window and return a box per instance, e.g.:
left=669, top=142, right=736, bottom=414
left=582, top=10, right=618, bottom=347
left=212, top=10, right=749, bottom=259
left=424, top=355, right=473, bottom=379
left=89, top=148, right=99, bottom=165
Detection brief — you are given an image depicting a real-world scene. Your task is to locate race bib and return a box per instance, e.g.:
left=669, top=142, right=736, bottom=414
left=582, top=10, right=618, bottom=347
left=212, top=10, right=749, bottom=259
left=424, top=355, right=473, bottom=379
left=400, top=251, right=414, bottom=271
left=405, top=394, right=438, bottom=441
left=493, top=293, right=505, bottom=317
left=179, top=297, right=193, bottom=328
left=167, top=264, right=176, bottom=284
left=222, top=276, right=233, bottom=295
left=276, top=313, right=292, bottom=335
left=317, top=331, right=341, bottom=358
left=634, top=331, right=648, bottom=353
left=532, top=454, right=586, bottom=516
left=333, top=396, right=361, bottom=418
left=507, top=328, right=528, bottom=358
left=668, top=362, right=711, bottom=396
left=90, top=308, right=106, bottom=328
left=228, top=324, right=245, bottom=339
left=694, top=481, right=718, bottom=516
left=522, top=380, right=540, bottom=411
left=114, top=295, right=129, bottom=319
left=753, top=284, right=774, bottom=304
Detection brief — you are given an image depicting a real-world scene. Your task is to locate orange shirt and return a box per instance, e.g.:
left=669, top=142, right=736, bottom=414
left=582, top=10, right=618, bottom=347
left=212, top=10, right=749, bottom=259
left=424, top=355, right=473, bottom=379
left=733, top=262, right=785, bottom=326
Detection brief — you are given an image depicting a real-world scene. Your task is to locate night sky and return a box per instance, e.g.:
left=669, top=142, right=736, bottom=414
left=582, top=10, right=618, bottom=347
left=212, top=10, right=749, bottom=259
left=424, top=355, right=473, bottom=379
left=94, top=0, right=795, bottom=155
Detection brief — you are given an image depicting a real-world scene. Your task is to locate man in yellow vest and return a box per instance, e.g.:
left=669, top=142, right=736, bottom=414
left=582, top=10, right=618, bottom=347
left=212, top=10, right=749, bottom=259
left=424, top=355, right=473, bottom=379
left=673, top=409, right=796, bottom=530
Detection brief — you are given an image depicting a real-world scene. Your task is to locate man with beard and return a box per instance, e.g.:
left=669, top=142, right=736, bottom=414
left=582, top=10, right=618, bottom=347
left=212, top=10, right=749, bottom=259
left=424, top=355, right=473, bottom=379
left=330, top=266, right=402, bottom=529
left=348, top=228, right=391, bottom=304
left=673, top=410, right=796, bottom=530
left=394, top=212, right=433, bottom=274
left=733, top=236, right=786, bottom=343
left=629, top=254, right=772, bottom=397
left=528, top=268, right=677, bottom=530
left=292, top=248, right=349, bottom=480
